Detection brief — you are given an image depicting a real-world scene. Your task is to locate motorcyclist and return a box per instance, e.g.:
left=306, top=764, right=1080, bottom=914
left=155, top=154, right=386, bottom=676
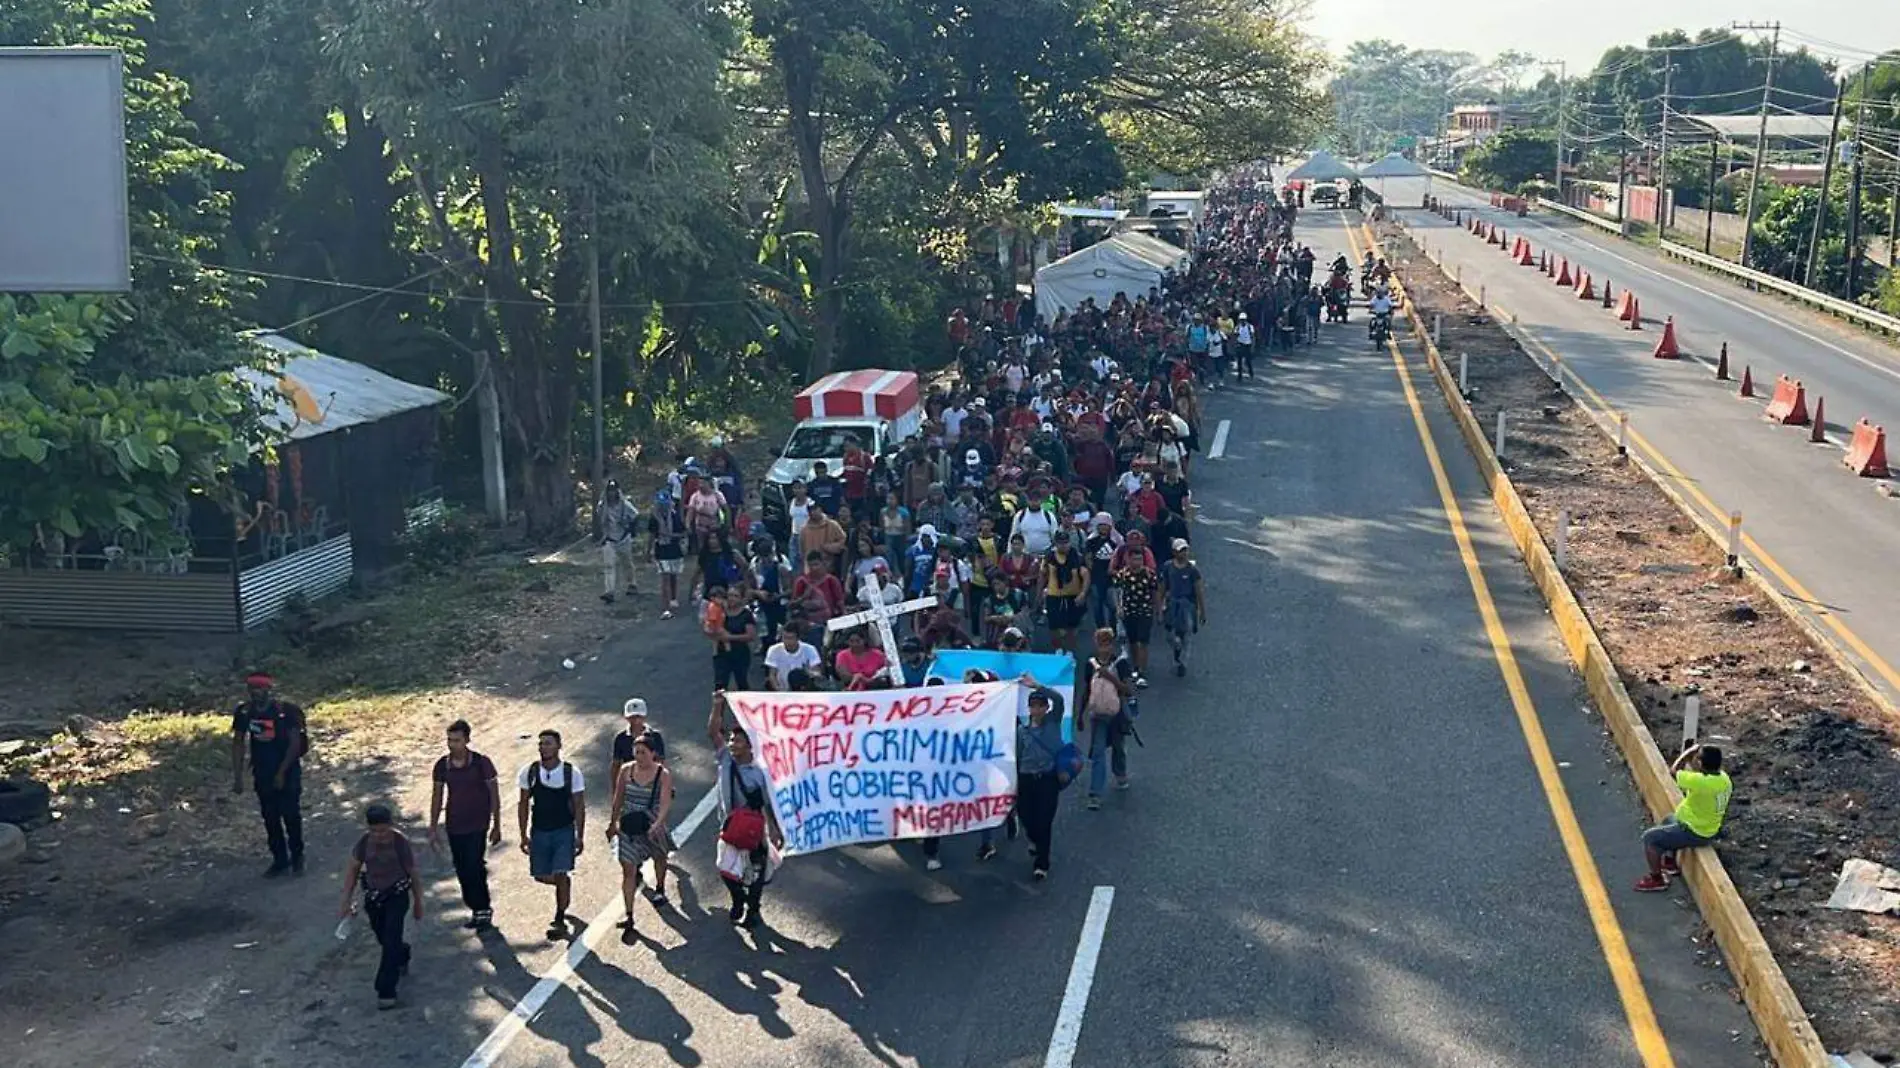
left=1331, top=253, right=1351, bottom=277
left=1368, top=285, right=1395, bottom=341
left=1372, top=258, right=1392, bottom=286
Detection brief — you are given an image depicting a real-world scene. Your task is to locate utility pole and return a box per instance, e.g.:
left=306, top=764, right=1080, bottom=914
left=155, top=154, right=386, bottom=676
left=1705, top=140, right=1721, bottom=253
left=586, top=187, right=606, bottom=495
left=1656, top=54, right=1678, bottom=230
left=1806, top=77, right=1848, bottom=288
left=1845, top=64, right=1872, bottom=300
left=1549, top=60, right=1568, bottom=200
left=1736, top=21, right=1781, bottom=269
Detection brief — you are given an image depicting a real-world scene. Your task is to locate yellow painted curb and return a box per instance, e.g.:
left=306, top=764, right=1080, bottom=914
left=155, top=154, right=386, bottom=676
left=1367, top=220, right=1830, bottom=1068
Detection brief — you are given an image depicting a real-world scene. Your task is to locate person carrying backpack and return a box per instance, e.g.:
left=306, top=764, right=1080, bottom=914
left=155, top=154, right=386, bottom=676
left=337, top=802, right=422, bottom=1010
left=707, top=692, right=784, bottom=928
left=516, top=730, right=586, bottom=941
left=1079, top=628, right=1136, bottom=811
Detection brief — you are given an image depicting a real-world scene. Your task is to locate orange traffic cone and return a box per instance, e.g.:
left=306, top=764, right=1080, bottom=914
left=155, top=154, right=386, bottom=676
left=1615, top=290, right=1637, bottom=322
left=1626, top=295, right=1642, bottom=330
left=1716, top=341, right=1730, bottom=380
left=1811, top=396, right=1828, bottom=443
left=1652, top=316, right=1679, bottom=358
left=1739, top=365, right=1754, bottom=398
left=1575, top=272, right=1596, bottom=300
left=1517, top=243, right=1535, bottom=266
left=1601, top=279, right=1615, bottom=308
left=1555, top=258, right=1572, bottom=286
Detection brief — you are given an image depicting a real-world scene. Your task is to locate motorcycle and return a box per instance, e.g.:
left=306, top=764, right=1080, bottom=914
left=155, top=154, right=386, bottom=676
left=1324, top=285, right=1350, bottom=323
left=1367, top=311, right=1392, bottom=348
left=1359, top=266, right=1376, bottom=298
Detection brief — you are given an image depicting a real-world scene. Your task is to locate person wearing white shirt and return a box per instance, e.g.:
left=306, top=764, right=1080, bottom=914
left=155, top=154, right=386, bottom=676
left=763, top=622, right=824, bottom=690
left=942, top=403, right=968, bottom=443
left=1234, top=316, right=1256, bottom=380
left=1004, top=361, right=1027, bottom=395
left=1012, top=502, right=1058, bottom=556
left=1369, top=292, right=1395, bottom=316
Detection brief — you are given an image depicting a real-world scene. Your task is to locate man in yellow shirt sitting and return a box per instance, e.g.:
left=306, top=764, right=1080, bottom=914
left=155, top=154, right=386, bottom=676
left=1635, top=744, right=1732, bottom=892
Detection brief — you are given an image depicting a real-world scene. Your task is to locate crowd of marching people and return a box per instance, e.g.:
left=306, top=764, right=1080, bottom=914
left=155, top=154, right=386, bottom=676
left=275, top=166, right=1359, bottom=1009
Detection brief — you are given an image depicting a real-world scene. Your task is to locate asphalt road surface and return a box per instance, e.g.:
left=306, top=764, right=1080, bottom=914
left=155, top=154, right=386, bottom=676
left=324, top=209, right=1764, bottom=1068
left=1411, top=180, right=1900, bottom=708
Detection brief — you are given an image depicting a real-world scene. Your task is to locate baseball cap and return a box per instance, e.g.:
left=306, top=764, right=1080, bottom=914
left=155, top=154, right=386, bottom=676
left=1172, top=538, right=1190, bottom=552
left=1002, top=626, right=1026, bottom=641
left=623, top=698, right=649, bottom=719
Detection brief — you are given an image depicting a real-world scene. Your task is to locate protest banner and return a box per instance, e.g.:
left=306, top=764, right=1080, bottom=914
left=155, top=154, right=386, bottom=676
left=926, top=649, right=1076, bottom=742
left=724, top=682, right=1020, bottom=856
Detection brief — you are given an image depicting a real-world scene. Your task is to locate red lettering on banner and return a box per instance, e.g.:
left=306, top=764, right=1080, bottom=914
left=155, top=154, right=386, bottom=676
left=759, top=730, right=858, bottom=779
left=741, top=697, right=879, bottom=734
left=888, top=794, right=1016, bottom=835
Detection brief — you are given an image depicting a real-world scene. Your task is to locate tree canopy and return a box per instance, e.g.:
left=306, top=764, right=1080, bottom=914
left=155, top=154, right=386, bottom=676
left=5, top=0, right=1325, bottom=547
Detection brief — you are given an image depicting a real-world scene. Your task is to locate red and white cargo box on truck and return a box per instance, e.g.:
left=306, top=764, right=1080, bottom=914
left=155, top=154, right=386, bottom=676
left=761, top=370, right=924, bottom=536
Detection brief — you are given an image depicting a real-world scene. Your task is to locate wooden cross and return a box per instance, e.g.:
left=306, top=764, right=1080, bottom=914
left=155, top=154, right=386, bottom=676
left=827, top=570, right=937, bottom=682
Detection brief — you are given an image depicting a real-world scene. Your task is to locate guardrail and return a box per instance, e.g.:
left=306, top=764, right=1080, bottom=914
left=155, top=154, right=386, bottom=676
left=1533, top=196, right=1624, bottom=236
left=1655, top=240, right=1900, bottom=339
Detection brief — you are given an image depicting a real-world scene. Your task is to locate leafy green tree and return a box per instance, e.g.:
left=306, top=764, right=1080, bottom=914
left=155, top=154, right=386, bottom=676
left=748, top=0, right=1127, bottom=375
left=326, top=0, right=736, bottom=536
left=1462, top=129, right=1558, bottom=190
left=0, top=296, right=265, bottom=556
left=1102, top=0, right=1326, bottom=179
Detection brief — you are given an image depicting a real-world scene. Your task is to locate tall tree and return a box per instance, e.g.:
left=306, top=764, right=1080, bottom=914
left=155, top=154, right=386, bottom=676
left=325, top=0, right=733, bottom=536
left=748, top=0, right=1126, bottom=376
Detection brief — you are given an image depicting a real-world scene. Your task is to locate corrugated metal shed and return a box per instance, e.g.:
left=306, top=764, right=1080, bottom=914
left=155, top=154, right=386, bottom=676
left=241, top=333, right=450, bottom=442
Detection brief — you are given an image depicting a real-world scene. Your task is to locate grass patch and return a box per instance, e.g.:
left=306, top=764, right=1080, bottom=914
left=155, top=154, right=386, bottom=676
left=3, top=556, right=589, bottom=800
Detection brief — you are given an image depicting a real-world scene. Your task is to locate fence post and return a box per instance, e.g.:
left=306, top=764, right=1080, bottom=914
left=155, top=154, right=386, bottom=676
left=1495, top=410, right=1508, bottom=459
left=1555, top=509, right=1570, bottom=571
left=1458, top=352, right=1469, bottom=397
left=1617, top=412, right=1629, bottom=459
left=1726, top=512, right=1743, bottom=573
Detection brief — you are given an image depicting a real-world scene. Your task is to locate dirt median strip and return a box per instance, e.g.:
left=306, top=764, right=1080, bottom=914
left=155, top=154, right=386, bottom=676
left=1365, top=217, right=1860, bottom=1065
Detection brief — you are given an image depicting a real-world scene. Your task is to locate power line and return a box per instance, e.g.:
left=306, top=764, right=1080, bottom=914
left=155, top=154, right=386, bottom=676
left=131, top=252, right=874, bottom=312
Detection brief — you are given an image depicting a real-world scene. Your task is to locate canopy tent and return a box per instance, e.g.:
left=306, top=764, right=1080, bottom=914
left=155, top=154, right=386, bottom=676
left=1034, top=232, right=1188, bottom=323
left=1284, top=150, right=1360, bottom=184
left=1360, top=153, right=1432, bottom=208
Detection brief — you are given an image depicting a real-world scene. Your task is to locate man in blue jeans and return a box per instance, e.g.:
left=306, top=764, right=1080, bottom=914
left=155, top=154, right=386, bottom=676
left=1079, top=627, right=1135, bottom=811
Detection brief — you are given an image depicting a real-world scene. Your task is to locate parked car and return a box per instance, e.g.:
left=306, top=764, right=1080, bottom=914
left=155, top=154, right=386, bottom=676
left=1310, top=184, right=1342, bottom=207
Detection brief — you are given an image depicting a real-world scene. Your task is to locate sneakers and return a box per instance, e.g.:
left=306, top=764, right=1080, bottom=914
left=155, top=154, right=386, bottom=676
left=1634, top=873, right=1670, bottom=892
left=1114, top=776, right=1131, bottom=791
left=463, top=911, right=494, bottom=931
left=925, top=858, right=943, bottom=872
left=291, top=855, right=306, bottom=876
left=620, top=924, right=638, bottom=945
left=1031, top=867, right=1049, bottom=881
left=728, top=905, right=747, bottom=926
left=600, top=592, right=615, bottom=604
left=546, top=916, right=568, bottom=940
left=646, top=888, right=669, bottom=906
left=1660, top=855, right=1681, bottom=876
left=263, top=861, right=290, bottom=879
left=377, top=997, right=399, bottom=1011
left=1085, top=795, right=1102, bottom=811
left=1134, top=674, right=1149, bottom=690
left=976, top=843, right=997, bottom=862
left=660, top=609, right=674, bottom=620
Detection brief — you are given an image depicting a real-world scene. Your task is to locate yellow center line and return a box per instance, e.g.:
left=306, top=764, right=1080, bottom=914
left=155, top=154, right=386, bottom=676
left=1348, top=220, right=1678, bottom=1068
left=1503, top=309, right=1900, bottom=699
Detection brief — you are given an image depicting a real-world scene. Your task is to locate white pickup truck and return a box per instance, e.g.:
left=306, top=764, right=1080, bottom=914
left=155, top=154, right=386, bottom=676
left=760, top=370, right=924, bottom=537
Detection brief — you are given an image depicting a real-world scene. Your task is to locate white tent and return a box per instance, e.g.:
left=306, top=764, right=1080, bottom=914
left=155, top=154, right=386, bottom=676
left=1034, top=232, right=1188, bottom=323
left=1361, top=153, right=1432, bottom=207
left=1284, top=150, right=1360, bottom=184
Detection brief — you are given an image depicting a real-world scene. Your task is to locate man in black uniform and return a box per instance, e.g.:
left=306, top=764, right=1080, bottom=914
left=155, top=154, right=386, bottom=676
left=230, top=672, right=308, bottom=876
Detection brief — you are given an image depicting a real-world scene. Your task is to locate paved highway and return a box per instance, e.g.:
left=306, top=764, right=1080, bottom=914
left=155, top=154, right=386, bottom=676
left=1406, top=180, right=1900, bottom=708
left=308, top=209, right=1759, bottom=1068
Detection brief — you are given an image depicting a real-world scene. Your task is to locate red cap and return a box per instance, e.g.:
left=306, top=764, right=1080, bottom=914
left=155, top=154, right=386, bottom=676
left=245, top=673, right=274, bottom=688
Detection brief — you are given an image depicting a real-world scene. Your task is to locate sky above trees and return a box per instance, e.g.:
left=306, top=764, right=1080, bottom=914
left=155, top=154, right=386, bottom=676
left=1303, top=1, right=1895, bottom=72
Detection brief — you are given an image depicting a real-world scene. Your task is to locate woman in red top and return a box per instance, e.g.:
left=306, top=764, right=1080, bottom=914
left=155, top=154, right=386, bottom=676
left=833, top=629, right=889, bottom=690
left=998, top=532, right=1040, bottom=597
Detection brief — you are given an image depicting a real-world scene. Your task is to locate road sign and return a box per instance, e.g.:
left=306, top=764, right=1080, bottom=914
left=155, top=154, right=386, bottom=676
left=0, top=47, right=131, bottom=292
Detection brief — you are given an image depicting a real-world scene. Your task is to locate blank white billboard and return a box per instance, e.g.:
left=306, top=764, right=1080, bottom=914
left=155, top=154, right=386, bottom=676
left=0, top=47, right=131, bottom=292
